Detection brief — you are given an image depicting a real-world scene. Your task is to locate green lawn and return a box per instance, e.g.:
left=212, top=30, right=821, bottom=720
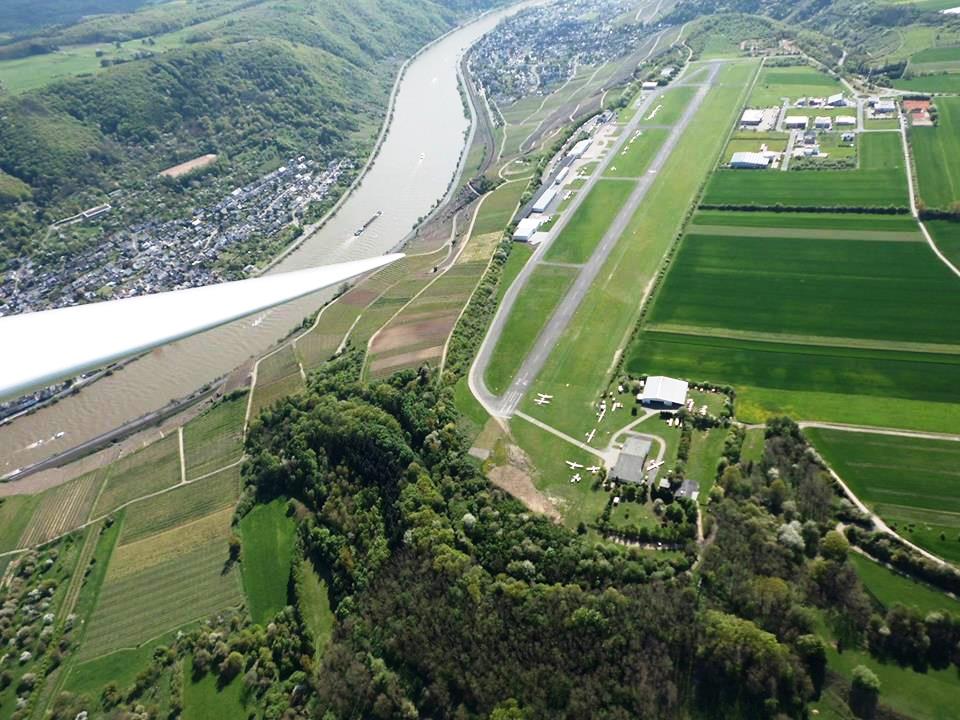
left=297, top=560, right=335, bottom=656
left=748, top=65, right=842, bottom=106
left=851, top=552, right=960, bottom=616
left=647, top=231, right=960, bottom=346
left=239, top=498, right=297, bottom=624
left=686, top=428, right=726, bottom=501
left=519, top=62, right=760, bottom=440
left=544, top=180, right=634, bottom=263
left=741, top=427, right=766, bottom=464
left=806, top=428, right=960, bottom=563
left=893, top=75, right=960, bottom=93
left=496, top=242, right=533, bottom=303
left=912, top=97, right=960, bottom=210
left=927, top=219, right=960, bottom=268
left=627, top=331, right=960, bottom=433
left=704, top=133, right=909, bottom=209
left=183, top=395, right=247, bottom=480
left=473, top=177, right=530, bottom=236
left=641, top=85, right=696, bottom=126
left=691, top=210, right=919, bottom=232
left=183, top=656, right=246, bottom=720
left=66, top=630, right=182, bottom=701
left=605, top=127, right=669, bottom=178
left=0, top=495, right=38, bottom=552
left=484, top=264, right=578, bottom=395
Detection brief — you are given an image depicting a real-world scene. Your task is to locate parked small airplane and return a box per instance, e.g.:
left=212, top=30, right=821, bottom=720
left=587, top=466, right=601, bottom=474
left=647, top=459, right=665, bottom=471
left=533, top=396, right=551, bottom=406
left=570, top=473, right=582, bottom=484
left=565, top=460, right=584, bottom=469
left=536, top=393, right=554, bottom=400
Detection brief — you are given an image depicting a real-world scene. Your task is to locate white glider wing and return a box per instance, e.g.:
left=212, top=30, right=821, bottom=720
left=0, top=254, right=403, bottom=400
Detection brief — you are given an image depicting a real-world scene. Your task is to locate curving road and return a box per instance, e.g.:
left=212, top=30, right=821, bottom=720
left=469, top=60, right=722, bottom=420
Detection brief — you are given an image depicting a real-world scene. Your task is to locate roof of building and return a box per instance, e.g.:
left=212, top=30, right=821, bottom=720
left=532, top=184, right=559, bottom=212
left=640, top=376, right=689, bottom=406
left=784, top=116, right=808, bottom=126
left=730, top=151, right=769, bottom=167
left=875, top=99, right=896, bottom=111
left=828, top=93, right=845, bottom=104
left=513, top=216, right=543, bottom=239
left=612, top=436, right=652, bottom=484
left=836, top=115, right=857, bottom=125
left=676, top=479, right=700, bottom=501
left=741, top=109, right=764, bottom=124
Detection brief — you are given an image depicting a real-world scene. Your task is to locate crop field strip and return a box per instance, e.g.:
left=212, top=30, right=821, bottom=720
left=686, top=224, right=922, bottom=241
left=93, top=433, right=182, bottom=517
left=119, top=465, right=241, bottom=544
left=703, top=132, right=910, bottom=209
left=912, top=96, right=960, bottom=210
left=519, top=61, right=760, bottom=442
left=17, top=467, right=105, bottom=547
left=182, top=395, right=246, bottom=480
left=927, top=220, right=960, bottom=269
left=807, top=428, right=960, bottom=563
left=691, top=210, right=921, bottom=232
left=250, top=345, right=305, bottom=419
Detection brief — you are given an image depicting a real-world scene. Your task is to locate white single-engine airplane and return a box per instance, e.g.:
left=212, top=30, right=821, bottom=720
left=587, top=465, right=601, bottom=474
left=565, top=460, right=584, bottom=469
left=647, top=459, right=665, bottom=471
left=533, top=396, right=551, bottom=406
left=0, top=254, right=403, bottom=402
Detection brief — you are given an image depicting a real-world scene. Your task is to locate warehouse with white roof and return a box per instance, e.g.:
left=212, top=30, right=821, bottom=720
left=730, top=151, right=769, bottom=169
left=639, top=376, right=689, bottom=409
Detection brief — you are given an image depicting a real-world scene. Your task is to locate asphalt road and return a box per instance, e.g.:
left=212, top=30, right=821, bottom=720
left=470, top=60, right=722, bottom=419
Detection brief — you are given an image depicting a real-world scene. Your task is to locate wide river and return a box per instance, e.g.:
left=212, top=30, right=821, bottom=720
left=0, top=3, right=531, bottom=474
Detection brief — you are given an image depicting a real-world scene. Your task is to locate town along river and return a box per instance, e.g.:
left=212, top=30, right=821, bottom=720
left=0, top=4, right=529, bottom=476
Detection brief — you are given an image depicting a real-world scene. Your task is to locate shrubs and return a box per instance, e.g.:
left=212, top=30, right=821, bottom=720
left=849, top=665, right=880, bottom=719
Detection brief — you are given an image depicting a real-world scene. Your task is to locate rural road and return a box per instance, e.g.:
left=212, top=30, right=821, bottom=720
left=469, top=60, right=722, bottom=420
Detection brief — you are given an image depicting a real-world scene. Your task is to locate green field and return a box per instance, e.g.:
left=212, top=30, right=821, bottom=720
left=691, top=210, right=919, bottom=232
left=183, top=395, right=246, bottom=479
left=94, top=434, right=182, bottom=516
left=927, top=219, right=960, bottom=268
left=893, top=75, right=960, bottom=93
left=19, top=469, right=104, bottom=547
left=703, top=133, right=909, bottom=208
left=545, top=180, right=634, bottom=263
left=627, top=331, right=960, bottom=432
left=642, top=85, right=696, bottom=126
left=519, top=61, right=760, bottom=441
left=646, top=232, right=960, bottom=346
left=911, top=45, right=960, bottom=65
left=606, top=127, right=668, bottom=178
left=239, top=498, right=297, bottom=624
left=183, top=657, right=246, bottom=720
left=686, top=428, right=726, bottom=501
left=120, top=466, right=240, bottom=544
left=0, top=495, right=39, bottom=552
left=748, top=65, right=842, bottom=106
left=484, top=264, right=578, bottom=395
left=806, top=428, right=960, bottom=563
left=851, top=553, right=960, bottom=616
left=741, top=427, right=765, bottom=464
left=473, top=177, right=530, bottom=236
left=912, top=97, right=960, bottom=210
left=297, top=560, right=335, bottom=656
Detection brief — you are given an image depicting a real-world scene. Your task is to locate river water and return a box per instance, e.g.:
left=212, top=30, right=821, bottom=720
left=0, top=4, right=529, bottom=474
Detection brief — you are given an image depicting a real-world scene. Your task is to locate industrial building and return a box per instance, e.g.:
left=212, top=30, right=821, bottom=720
left=639, top=376, right=689, bottom=409
left=874, top=99, right=896, bottom=114
left=612, top=436, right=652, bottom=485
left=814, top=116, right=832, bottom=129
left=532, top=185, right=559, bottom=213
left=568, top=138, right=592, bottom=159
left=740, top=109, right=764, bottom=126
left=827, top=93, right=846, bottom=107
left=784, top=116, right=808, bottom=129
left=836, top=115, right=856, bottom=126
left=512, top=216, right=544, bottom=242
left=641, top=80, right=658, bottom=91
left=729, top=151, right=770, bottom=169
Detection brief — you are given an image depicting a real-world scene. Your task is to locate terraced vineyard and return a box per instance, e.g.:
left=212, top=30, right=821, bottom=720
left=183, top=395, right=246, bottom=480
left=17, top=469, right=104, bottom=547
left=93, top=434, right=182, bottom=517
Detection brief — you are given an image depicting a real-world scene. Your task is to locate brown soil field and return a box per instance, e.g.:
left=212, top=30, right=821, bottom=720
left=370, top=345, right=444, bottom=373
left=488, top=445, right=561, bottom=521
left=370, top=314, right=458, bottom=354
left=159, top=154, right=218, bottom=178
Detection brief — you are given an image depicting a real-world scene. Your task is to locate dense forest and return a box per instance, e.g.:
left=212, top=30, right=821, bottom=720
left=40, top=352, right=956, bottom=719
left=0, top=0, right=508, bottom=269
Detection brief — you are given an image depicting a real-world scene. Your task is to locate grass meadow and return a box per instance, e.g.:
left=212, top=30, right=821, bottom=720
left=912, top=97, right=960, bottom=210
left=893, top=75, right=960, bottom=93
left=297, top=560, right=335, bottom=656
left=239, top=498, right=297, bottom=624
left=94, top=433, right=182, bottom=516
left=641, top=85, right=696, bottom=126
left=646, top=231, right=960, bottom=346
left=484, top=264, right=578, bottom=395
left=748, top=65, right=842, bottom=106
left=851, top=553, right=960, bottom=616
left=703, top=133, right=910, bottom=208
left=691, top=210, right=919, bottom=232
left=927, top=219, right=960, bottom=268
left=605, top=127, right=669, bottom=178
left=472, top=178, right=529, bottom=236
left=544, top=180, right=634, bottom=263
left=183, top=395, right=246, bottom=480
left=806, top=428, right=960, bottom=563
left=183, top=657, right=246, bottom=720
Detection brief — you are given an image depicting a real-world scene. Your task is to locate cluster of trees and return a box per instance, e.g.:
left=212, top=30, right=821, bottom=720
left=846, top=524, right=960, bottom=596
left=867, top=605, right=960, bottom=672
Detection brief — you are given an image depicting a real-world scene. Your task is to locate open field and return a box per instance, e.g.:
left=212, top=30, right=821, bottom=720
left=627, top=331, right=960, bottom=432
left=473, top=177, right=530, bottom=236
left=686, top=427, right=726, bottom=501
left=183, top=657, right=246, bottom=720
left=691, top=210, right=920, bottom=232
left=640, top=85, right=696, bottom=126
left=646, top=231, right=960, bottom=346
left=484, top=265, right=578, bottom=395
left=723, top=131, right=789, bottom=160
left=893, top=75, right=960, bottom=93
left=748, top=65, right=842, bottom=106
left=160, top=154, right=218, bottom=178
left=806, top=428, right=960, bottom=563
left=606, top=127, right=669, bottom=178
left=298, top=560, right=334, bottom=655
left=927, top=219, right=960, bottom=268
left=239, top=498, right=296, bottom=624
left=183, top=395, right=246, bottom=479
left=912, top=97, right=960, bottom=210
left=120, top=465, right=241, bottom=544
left=741, top=427, right=765, bottom=464
left=519, top=61, right=760, bottom=442
left=80, top=507, right=242, bottom=660
left=545, top=180, right=635, bottom=263
left=0, top=495, right=38, bottom=552
left=18, top=468, right=105, bottom=547
left=93, top=433, right=182, bottom=517
left=249, top=373, right=306, bottom=420
left=851, top=553, right=960, bottom=616
left=703, top=133, right=910, bottom=208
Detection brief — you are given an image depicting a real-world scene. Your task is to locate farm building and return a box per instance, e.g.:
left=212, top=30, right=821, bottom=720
left=567, top=139, right=592, bottom=159
left=730, top=151, right=770, bottom=169
left=612, top=436, right=652, bottom=484
left=814, top=116, right=832, bottom=129
left=740, top=109, right=764, bottom=126
left=513, top=217, right=543, bottom=242
left=532, top=185, right=559, bottom=213
left=827, top=93, right=846, bottom=107
left=836, top=115, right=857, bottom=127
left=784, top=116, right=808, bottom=129
left=639, top=375, right=689, bottom=409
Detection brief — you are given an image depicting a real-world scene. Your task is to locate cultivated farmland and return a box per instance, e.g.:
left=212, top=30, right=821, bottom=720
left=703, top=133, right=910, bottom=209
left=912, top=97, right=960, bottom=210
left=927, top=219, right=960, bottom=268
left=544, top=180, right=635, bottom=263
left=183, top=395, right=246, bottom=480
left=93, top=433, right=182, bottom=517
left=18, top=468, right=105, bottom=547
left=806, top=428, right=960, bottom=563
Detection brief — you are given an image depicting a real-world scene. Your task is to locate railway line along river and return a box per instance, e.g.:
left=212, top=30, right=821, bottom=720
left=0, top=3, right=532, bottom=476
